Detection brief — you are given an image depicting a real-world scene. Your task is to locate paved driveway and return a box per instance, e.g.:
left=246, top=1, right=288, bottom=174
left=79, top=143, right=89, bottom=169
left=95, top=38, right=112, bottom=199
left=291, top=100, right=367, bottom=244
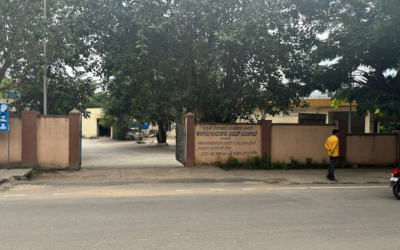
left=82, top=137, right=183, bottom=168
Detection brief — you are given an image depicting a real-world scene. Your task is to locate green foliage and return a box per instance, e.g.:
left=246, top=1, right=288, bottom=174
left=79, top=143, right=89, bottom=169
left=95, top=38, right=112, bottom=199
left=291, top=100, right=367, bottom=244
left=12, top=72, right=96, bottom=117
left=87, top=92, right=108, bottom=109
left=337, top=157, right=349, bottom=169
left=331, top=98, right=348, bottom=109
left=217, top=156, right=349, bottom=170
left=380, top=122, right=400, bottom=133
left=245, top=154, right=271, bottom=170
left=305, top=157, right=313, bottom=167
left=226, top=156, right=240, bottom=169
left=321, top=158, right=329, bottom=168
left=0, top=0, right=97, bottom=116
left=304, top=0, right=400, bottom=118
left=99, top=113, right=133, bottom=140
left=288, top=157, right=301, bottom=169
left=271, top=161, right=288, bottom=170
left=0, top=78, right=12, bottom=98
left=78, top=0, right=320, bottom=124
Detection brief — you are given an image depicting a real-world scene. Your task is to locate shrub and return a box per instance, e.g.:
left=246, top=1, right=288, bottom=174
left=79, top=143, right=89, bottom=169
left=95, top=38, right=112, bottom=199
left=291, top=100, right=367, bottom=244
left=271, top=161, right=287, bottom=170
left=288, top=157, right=301, bottom=169
left=246, top=156, right=261, bottom=169
left=320, top=158, right=329, bottom=168
left=215, top=155, right=350, bottom=170
left=226, top=156, right=240, bottom=169
left=262, top=154, right=271, bottom=169
left=305, top=157, right=313, bottom=167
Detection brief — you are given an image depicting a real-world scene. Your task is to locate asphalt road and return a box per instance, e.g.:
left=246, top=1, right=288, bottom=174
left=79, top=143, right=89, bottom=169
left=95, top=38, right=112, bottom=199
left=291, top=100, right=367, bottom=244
left=0, top=182, right=398, bottom=250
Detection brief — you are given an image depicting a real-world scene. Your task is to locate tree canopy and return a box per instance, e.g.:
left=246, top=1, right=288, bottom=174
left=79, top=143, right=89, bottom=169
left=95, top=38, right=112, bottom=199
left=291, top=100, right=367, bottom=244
left=0, top=0, right=97, bottom=116
left=2, top=0, right=399, bottom=130
left=306, top=0, right=400, bottom=117
left=77, top=0, right=323, bottom=128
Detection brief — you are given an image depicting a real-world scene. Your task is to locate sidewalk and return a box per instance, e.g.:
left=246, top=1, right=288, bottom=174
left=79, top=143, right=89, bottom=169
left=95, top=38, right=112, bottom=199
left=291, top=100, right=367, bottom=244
left=28, top=166, right=391, bottom=185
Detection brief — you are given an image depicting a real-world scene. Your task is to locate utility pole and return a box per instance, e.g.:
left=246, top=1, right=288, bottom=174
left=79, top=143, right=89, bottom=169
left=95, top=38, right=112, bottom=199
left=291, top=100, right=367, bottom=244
left=43, top=0, right=48, bottom=115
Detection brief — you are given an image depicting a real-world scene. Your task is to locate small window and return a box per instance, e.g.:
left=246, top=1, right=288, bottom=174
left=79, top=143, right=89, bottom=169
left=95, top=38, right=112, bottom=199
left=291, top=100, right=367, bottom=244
left=298, top=113, right=326, bottom=124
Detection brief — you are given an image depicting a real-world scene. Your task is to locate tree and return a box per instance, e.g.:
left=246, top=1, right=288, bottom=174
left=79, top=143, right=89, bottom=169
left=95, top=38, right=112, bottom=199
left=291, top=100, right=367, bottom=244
left=380, top=122, right=400, bottom=133
left=0, top=77, right=12, bottom=98
left=11, top=65, right=96, bottom=117
left=0, top=0, right=82, bottom=89
left=0, top=0, right=97, bottom=116
left=80, top=0, right=320, bottom=134
left=304, top=0, right=400, bottom=117
left=87, top=91, right=108, bottom=109
left=156, top=0, right=318, bottom=122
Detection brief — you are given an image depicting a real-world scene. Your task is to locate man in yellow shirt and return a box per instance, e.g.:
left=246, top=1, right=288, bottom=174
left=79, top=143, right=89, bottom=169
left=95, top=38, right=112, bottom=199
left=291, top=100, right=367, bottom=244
left=325, top=129, right=340, bottom=182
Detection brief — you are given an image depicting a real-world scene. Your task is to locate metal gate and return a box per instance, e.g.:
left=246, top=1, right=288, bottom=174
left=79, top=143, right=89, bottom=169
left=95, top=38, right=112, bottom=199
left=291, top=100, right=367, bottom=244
left=175, top=114, right=186, bottom=164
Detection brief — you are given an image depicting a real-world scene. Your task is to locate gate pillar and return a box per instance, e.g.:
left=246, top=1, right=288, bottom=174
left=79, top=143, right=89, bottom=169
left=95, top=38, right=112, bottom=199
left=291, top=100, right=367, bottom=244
left=185, top=113, right=195, bottom=166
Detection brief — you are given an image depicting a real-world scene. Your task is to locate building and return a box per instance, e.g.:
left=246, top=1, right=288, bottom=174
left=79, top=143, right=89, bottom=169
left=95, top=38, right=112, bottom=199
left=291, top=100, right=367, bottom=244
left=82, top=108, right=176, bottom=139
left=83, top=98, right=397, bottom=139
left=82, top=108, right=112, bottom=138
left=238, top=98, right=380, bottom=133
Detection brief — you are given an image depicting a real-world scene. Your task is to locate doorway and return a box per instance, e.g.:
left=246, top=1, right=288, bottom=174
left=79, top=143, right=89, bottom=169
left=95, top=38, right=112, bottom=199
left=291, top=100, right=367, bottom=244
left=97, top=119, right=110, bottom=137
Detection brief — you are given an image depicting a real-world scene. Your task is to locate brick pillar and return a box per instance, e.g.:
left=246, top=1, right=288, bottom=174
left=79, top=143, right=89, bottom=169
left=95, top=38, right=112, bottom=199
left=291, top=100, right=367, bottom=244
left=261, top=120, right=272, bottom=157
left=393, top=131, right=400, bottom=166
left=69, top=110, right=81, bottom=170
left=185, top=112, right=195, bottom=167
left=337, top=121, right=347, bottom=161
left=21, top=111, right=38, bottom=167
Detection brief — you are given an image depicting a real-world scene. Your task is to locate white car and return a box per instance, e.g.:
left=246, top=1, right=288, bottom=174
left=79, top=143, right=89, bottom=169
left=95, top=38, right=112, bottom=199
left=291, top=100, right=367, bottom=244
left=125, top=130, right=144, bottom=140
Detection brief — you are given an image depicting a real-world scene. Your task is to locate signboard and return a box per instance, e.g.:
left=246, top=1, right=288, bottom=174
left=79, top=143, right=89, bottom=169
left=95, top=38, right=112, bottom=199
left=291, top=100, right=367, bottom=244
left=194, top=124, right=261, bottom=164
left=298, top=113, right=326, bottom=124
left=0, top=104, right=9, bottom=132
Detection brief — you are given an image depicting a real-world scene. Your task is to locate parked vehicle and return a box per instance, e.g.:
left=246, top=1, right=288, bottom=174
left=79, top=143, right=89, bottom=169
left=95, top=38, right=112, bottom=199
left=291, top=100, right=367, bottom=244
left=125, top=130, right=144, bottom=140
left=390, top=168, right=400, bottom=200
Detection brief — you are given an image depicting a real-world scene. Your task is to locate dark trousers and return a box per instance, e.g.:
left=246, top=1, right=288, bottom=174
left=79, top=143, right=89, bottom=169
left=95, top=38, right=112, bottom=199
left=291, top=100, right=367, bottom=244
left=327, top=157, right=338, bottom=180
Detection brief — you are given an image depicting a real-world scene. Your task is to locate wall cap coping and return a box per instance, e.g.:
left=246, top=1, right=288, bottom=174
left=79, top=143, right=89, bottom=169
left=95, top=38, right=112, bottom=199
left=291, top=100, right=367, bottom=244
left=186, top=112, right=195, bottom=117
left=69, top=110, right=81, bottom=116
left=38, top=115, right=69, bottom=119
left=21, top=111, right=39, bottom=115
left=347, top=133, right=397, bottom=136
left=195, top=122, right=260, bottom=126
left=272, top=123, right=336, bottom=126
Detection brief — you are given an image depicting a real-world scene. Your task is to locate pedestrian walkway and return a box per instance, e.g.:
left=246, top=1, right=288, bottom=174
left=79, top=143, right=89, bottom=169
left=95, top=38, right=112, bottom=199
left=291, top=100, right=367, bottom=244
left=29, top=166, right=391, bottom=185
left=0, top=168, right=33, bottom=184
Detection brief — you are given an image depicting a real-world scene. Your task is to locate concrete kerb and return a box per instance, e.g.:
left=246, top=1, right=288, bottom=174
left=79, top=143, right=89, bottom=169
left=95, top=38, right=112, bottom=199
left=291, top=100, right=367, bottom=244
left=8, top=177, right=389, bottom=187
left=2, top=167, right=390, bottom=186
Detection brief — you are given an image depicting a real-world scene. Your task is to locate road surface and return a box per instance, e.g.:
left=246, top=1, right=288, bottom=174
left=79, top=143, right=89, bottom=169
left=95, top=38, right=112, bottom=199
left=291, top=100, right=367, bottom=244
left=0, top=182, right=397, bottom=250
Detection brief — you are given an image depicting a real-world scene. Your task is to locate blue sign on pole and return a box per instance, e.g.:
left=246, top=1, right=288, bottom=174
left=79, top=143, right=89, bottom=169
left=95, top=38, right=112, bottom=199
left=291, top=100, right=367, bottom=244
left=0, top=104, right=9, bottom=132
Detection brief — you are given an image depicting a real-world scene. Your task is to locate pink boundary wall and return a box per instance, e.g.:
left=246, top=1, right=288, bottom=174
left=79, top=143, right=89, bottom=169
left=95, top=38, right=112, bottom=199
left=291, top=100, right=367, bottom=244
left=185, top=113, right=399, bottom=166
left=0, top=111, right=81, bottom=170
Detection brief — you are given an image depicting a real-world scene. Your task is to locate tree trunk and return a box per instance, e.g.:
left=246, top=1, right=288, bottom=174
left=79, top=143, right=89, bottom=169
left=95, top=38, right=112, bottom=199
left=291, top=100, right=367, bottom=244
left=157, top=121, right=167, bottom=143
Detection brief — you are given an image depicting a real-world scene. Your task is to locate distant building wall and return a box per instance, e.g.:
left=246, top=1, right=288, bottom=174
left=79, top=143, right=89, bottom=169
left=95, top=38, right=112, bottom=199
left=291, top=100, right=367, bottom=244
left=82, top=108, right=103, bottom=138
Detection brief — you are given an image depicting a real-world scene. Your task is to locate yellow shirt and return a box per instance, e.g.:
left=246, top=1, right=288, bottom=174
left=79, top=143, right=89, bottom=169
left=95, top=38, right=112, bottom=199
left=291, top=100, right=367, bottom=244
left=325, top=135, right=339, bottom=157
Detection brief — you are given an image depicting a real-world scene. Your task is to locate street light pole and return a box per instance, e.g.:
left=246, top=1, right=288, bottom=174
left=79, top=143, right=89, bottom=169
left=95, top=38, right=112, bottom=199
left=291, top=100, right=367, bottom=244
left=43, top=0, right=47, bottom=115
